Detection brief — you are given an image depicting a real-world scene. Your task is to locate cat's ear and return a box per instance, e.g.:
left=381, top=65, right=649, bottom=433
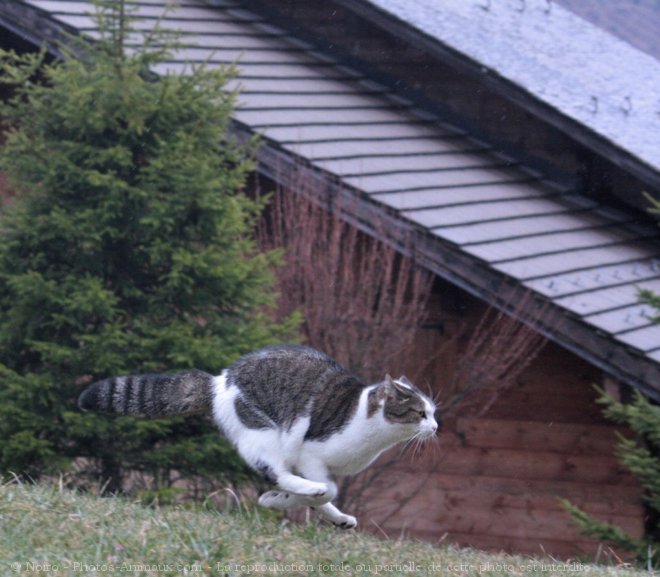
left=385, top=374, right=413, bottom=399
left=397, top=375, right=414, bottom=389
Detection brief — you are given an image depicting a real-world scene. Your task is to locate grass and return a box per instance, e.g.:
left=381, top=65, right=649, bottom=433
left=0, top=481, right=650, bottom=577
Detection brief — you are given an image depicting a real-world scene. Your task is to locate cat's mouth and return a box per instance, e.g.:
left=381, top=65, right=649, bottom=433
left=417, top=422, right=439, bottom=441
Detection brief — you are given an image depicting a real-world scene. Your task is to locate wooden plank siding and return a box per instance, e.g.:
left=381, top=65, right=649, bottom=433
left=336, top=293, right=646, bottom=558
left=361, top=337, right=644, bottom=558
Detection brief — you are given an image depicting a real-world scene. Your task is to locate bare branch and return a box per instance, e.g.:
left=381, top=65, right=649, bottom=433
left=257, top=173, right=433, bottom=380
left=441, top=294, right=550, bottom=417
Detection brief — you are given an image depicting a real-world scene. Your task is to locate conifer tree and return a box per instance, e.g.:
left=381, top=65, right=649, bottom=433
left=0, top=2, right=294, bottom=493
left=563, top=195, right=660, bottom=569
left=562, top=390, right=660, bottom=569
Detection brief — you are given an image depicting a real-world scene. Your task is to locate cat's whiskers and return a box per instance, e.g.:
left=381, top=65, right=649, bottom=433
left=422, top=431, right=440, bottom=456
left=400, top=434, right=419, bottom=457
left=412, top=437, right=425, bottom=459
left=401, top=428, right=435, bottom=459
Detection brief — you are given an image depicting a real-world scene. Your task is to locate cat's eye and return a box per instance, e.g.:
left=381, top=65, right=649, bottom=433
left=418, top=411, right=426, bottom=419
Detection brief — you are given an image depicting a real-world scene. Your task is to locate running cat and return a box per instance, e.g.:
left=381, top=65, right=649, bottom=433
left=78, top=344, right=438, bottom=528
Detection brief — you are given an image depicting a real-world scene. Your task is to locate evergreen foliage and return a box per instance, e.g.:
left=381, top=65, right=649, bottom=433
left=0, top=2, right=294, bottom=493
left=562, top=387, right=660, bottom=568
left=563, top=194, right=660, bottom=569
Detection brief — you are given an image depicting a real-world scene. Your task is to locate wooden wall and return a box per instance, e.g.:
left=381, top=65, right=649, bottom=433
left=355, top=291, right=645, bottom=559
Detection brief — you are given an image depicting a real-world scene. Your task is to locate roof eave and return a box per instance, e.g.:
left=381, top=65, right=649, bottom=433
left=0, top=0, right=78, bottom=59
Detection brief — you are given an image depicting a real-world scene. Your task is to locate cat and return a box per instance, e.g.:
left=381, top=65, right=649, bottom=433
left=78, top=344, right=438, bottom=528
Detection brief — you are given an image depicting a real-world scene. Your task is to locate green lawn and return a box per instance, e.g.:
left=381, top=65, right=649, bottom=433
left=0, top=481, right=647, bottom=576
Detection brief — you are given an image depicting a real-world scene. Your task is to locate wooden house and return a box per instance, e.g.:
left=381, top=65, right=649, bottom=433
left=1, top=0, right=660, bottom=558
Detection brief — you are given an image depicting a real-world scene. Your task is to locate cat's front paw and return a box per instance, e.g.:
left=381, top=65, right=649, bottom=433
left=296, top=480, right=330, bottom=499
left=277, top=475, right=331, bottom=501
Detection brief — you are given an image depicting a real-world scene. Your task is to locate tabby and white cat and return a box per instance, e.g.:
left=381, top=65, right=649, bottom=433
left=78, top=344, right=438, bottom=528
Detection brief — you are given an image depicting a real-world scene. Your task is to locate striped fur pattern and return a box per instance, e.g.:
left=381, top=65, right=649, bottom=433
left=78, top=369, right=213, bottom=417
left=78, top=345, right=438, bottom=528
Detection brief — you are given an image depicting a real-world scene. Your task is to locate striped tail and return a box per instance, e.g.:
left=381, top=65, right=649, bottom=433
left=78, top=369, right=214, bottom=418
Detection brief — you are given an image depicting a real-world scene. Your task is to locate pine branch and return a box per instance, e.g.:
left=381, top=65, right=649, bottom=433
left=560, top=500, right=643, bottom=554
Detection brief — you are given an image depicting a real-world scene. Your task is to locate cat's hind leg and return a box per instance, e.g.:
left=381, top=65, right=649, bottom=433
left=258, top=490, right=317, bottom=509
left=245, top=449, right=331, bottom=500
left=256, top=458, right=338, bottom=513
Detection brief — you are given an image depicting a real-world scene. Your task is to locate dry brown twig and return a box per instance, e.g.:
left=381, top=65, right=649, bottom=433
left=441, top=294, right=549, bottom=417
left=257, top=173, right=432, bottom=380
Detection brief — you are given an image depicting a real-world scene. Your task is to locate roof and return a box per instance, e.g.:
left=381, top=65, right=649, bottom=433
left=346, top=0, right=660, bottom=190
left=2, top=0, right=660, bottom=395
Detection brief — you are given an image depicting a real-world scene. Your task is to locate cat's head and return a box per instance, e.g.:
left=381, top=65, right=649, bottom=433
left=374, top=375, right=438, bottom=440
